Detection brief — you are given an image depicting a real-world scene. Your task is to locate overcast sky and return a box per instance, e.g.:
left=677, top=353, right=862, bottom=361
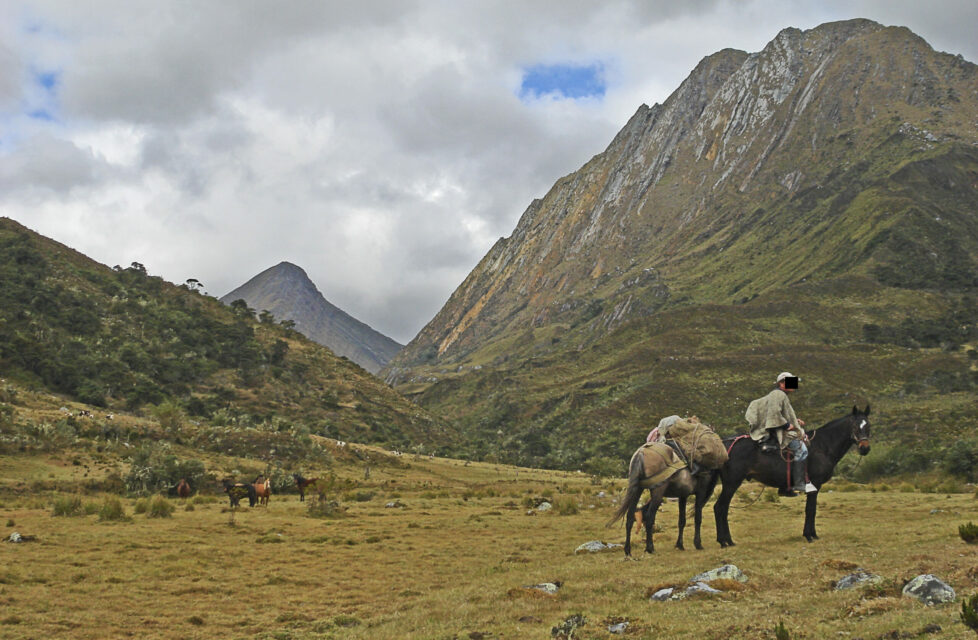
left=1, top=1, right=975, bottom=344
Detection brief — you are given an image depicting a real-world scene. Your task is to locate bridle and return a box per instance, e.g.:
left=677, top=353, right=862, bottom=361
left=851, top=417, right=871, bottom=449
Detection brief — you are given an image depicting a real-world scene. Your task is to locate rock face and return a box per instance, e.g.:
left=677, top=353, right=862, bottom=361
left=382, top=19, right=978, bottom=470
left=902, top=574, right=956, bottom=605
left=221, top=262, right=402, bottom=374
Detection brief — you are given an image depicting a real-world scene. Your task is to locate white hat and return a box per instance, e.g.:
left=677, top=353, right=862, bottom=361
left=776, top=372, right=799, bottom=383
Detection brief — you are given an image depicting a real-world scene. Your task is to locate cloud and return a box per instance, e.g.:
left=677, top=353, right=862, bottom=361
left=0, top=1, right=975, bottom=343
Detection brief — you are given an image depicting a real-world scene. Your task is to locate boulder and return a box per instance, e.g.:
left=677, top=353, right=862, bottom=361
left=834, top=569, right=882, bottom=590
left=536, top=501, right=552, bottom=512
left=551, top=614, right=585, bottom=639
left=649, top=588, right=674, bottom=601
left=574, top=540, right=623, bottom=554
left=902, top=574, right=955, bottom=605
left=689, top=564, right=748, bottom=584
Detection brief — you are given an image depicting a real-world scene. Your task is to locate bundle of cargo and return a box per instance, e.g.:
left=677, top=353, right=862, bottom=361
left=660, top=415, right=728, bottom=469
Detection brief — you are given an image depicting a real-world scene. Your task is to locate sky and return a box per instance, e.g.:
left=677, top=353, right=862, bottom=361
left=1, top=1, right=976, bottom=344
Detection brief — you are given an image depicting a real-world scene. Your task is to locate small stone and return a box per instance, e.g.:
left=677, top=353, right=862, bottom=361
left=607, top=621, right=629, bottom=634
left=902, top=574, right=955, bottom=605
left=834, top=569, right=882, bottom=590
left=551, top=614, right=585, bottom=638
left=650, top=587, right=674, bottom=601
left=574, top=540, right=623, bottom=554
left=525, top=582, right=560, bottom=595
left=8, top=532, right=21, bottom=543
left=689, top=564, right=748, bottom=584
left=385, top=501, right=404, bottom=508
left=536, top=501, right=552, bottom=512
left=682, top=581, right=723, bottom=597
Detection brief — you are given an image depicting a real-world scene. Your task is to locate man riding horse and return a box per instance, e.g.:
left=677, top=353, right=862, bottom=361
left=745, top=372, right=815, bottom=496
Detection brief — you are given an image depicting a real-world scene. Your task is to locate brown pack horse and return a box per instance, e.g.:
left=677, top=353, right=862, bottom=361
left=607, top=443, right=719, bottom=557
left=254, top=475, right=271, bottom=506
left=176, top=478, right=191, bottom=499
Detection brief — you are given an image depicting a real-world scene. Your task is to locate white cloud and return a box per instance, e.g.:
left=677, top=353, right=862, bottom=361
left=0, top=1, right=975, bottom=343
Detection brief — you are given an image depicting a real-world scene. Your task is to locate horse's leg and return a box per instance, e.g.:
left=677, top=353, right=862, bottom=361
left=675, top=494, right=687, bottom=551
left=693, top=473, right=718, bottom=550
left=804, top=490, right=819, bottom=542
left=645, top=487, right=665, bottom=554
left=624, top=508, right=635, bottom=558
left=713, top=474, right=744, bottom=548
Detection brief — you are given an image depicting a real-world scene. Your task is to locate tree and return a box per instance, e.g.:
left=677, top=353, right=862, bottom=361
left=184, top=278, right=202, bottom=292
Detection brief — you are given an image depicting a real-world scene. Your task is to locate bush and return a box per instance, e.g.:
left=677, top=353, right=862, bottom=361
left=307, top=494, right=343, bottom=519
left=145, top=495, right=175, bottom=518
left=124, top=442, right=205, bottom=494
left=98, top=496, right=128, bottom=522
left=51, top=495, right=84, bottom=517
left=133, top=498, right=148, bottom=514
left=961, top=593, right=978, bottom=631
left=959, top=522, right=978, bottom=544
left=554, top=497, right=579, bottom=516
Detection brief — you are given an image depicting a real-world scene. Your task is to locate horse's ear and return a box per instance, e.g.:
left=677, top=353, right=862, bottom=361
left=864, top=404, right=870, bottom=416
left=852, top=405, right=859, bottom=415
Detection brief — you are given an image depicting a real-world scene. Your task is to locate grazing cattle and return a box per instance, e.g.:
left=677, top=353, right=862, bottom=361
left=222, top=479, right=257, bottom=508
left=176, top=478, right=191, bottom=499
left=254, top=475, right=271, bottom=506
left=292, top=473, right=318, bottom=502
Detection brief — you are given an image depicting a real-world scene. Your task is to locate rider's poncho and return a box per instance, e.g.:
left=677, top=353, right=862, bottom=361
left=745, top=388, right=802, bottom=444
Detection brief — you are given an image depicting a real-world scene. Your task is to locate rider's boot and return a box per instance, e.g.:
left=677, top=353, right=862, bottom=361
left=790, top=459, right=807, bottom=494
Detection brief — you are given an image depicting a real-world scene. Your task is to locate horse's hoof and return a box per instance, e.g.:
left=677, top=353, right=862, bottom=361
left=675, top=545, right=685, bottom=551
left=694, top=544, right=704, bottom=551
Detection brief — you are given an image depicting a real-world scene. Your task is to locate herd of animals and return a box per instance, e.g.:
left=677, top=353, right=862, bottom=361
left=166, top=406, right=872, bottom=559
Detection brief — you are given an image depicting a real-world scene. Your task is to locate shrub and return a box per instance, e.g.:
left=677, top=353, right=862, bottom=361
left=961, top=593, right=978, bottom=632
left=98, top=497, right=128, bottom=522
left=133, top=498, right=148, bottom=514
left=959, top=522, right=978, bottom=544
left=554, top=497, right=579, bottom=516
left=51, top=495, right=83, bottom=517
left=124, top=442, right=205, bottom=494
left=145, top=495, right=175, bottom=518
left=774, top=619, right=790, bottom=640
left=307, top=494, right=343, bottom=519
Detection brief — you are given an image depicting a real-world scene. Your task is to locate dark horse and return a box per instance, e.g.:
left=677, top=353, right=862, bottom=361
left=714, top=405, right=871, bottom=547
left=292, top=473, right=318, bottom=501
left=608, top=446, right=719, bottom=557
left=222, top=479, right=257, bottom=508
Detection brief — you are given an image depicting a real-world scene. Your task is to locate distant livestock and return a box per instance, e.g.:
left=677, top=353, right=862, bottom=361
left=222, top=479, right=257, bottom=508
left=292, top=473, right=318, bottom=502
left=254, top=475, right=271, bottom=506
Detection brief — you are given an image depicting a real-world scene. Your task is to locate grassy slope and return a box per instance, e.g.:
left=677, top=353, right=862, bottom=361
left=2, top=452, right=977, bottom=639
left=393, top=142, right=978, bottom=469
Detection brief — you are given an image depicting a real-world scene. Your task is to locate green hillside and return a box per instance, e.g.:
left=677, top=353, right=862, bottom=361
left=0, top=217, right=449, bottom=451
left=383, top=21, right=978, bottom=475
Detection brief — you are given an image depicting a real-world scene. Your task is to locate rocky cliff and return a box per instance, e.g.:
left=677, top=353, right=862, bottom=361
left=383, top=20, right=978, bottom=469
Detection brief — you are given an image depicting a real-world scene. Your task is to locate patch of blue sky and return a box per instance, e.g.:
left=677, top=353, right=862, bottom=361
left=28, top=109, right=55, bottom=122
left=36, top=70, right=59, bottom=92
left=519, top=63, right=606, bottom=101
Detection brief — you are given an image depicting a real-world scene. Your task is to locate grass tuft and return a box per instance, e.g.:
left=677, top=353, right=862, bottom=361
left=98, top=496, right=128, bottom=522
left=51, top=495, right=83, bottom=517
left=145, top=495, right=175, bottom=518
left=960, top=522, right=978, bottom=544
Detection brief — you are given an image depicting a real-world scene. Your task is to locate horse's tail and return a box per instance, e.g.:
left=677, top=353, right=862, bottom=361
left=606, top=451, right=644, bottom=528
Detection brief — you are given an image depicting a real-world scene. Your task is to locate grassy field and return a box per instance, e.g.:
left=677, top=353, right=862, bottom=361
left=2, top=450, right=978, bottom=640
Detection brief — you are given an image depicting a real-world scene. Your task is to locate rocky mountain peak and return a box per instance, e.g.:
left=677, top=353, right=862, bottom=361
left=222, top=263, right=402, bottom=374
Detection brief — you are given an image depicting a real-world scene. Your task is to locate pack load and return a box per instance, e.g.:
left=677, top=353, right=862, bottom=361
left=635, top=442, right=688, bottom=488
left=660, top=415, right=728, bottom=469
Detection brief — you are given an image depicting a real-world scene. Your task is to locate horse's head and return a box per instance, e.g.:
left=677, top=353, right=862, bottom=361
left=850, top=405, right=871, bottom=455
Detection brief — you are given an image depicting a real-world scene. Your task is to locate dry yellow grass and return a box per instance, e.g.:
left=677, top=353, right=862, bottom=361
left=1, top=452, right=978, bottom=639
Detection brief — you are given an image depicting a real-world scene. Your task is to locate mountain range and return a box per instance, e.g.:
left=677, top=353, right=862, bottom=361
left=220, top=262, right=402, bottom=374
left=383, top=19, right=978, bottom=469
